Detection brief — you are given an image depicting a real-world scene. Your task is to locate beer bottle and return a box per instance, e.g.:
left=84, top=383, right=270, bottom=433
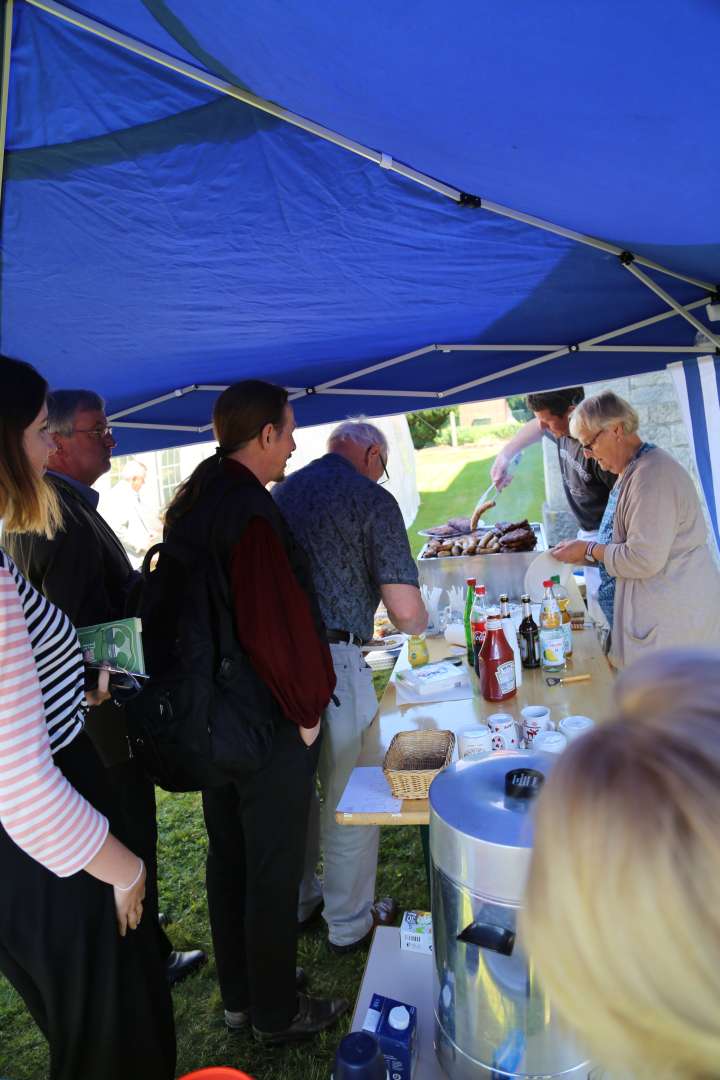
left=518, top=593, right=540, bottom=669
left=498, top=593, right=511, bottom=620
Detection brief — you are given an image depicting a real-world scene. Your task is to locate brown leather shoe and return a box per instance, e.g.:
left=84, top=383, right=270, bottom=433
left=328, top=896, right=399, bottom=955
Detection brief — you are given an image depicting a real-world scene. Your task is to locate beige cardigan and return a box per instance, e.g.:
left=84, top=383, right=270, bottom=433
left=603, top=447, right=720, bottom=669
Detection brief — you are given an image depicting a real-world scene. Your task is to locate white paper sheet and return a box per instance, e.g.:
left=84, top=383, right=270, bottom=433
left=336, top=766, right=403, bottom=817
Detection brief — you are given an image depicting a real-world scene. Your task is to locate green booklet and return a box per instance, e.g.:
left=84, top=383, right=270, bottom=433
left=77, top=617, right=146, bottom=676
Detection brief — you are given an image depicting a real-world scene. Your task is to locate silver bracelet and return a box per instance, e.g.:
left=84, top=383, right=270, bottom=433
left=115, top=858, right=144, bottom=892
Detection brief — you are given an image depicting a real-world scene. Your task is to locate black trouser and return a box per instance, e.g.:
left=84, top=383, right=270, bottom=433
left=0, top=733, right=175, bottom=1080
left=202, top=720, right=320, bottom=1032
left=107, top=757, right=173, bottom=960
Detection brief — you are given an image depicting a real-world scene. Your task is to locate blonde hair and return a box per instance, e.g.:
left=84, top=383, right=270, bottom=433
left=0, top=356, right=62, bottom=538
left=523, top=649, right=720, bottom=1079
left=569, top=390, right=639, bottom=442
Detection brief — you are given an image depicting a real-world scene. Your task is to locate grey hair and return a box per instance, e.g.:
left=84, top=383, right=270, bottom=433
left=47, top=389, right=105, bottom=436
left=327, top=418, right=388, bottom=454
left=569, top=390, right=639, bottom=441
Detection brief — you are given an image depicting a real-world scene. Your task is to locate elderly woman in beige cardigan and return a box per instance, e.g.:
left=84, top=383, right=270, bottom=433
left=551, top=390, right=720, bottom=669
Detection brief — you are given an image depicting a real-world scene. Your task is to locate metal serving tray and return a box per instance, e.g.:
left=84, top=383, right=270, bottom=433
left=417, top=522, right=547, bottom=604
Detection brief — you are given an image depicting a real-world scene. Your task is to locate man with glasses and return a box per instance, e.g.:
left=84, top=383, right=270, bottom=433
left=273, top=419, right=427, bottom=954
left=6, top=389, right=206, bottom=987
left=487, top=386, right=617, bottom=617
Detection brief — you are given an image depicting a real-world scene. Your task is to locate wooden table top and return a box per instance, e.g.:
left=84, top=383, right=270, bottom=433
left=336, top=628, right=615, bottom=826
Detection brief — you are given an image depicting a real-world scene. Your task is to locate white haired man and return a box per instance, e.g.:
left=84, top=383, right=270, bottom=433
left=273, top=419, right=427, bottom=953
left=100, top=458, right=160, bottom=569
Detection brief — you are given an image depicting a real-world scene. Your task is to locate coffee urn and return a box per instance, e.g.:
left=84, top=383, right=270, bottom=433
left=429, top=750, right=590, bottom=1079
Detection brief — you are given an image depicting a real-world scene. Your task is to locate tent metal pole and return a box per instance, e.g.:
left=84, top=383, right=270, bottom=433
left=622, top=262, right=720, bottom=349
left=22, top=0, right=717, bottom=295
left=441, top=297, right=712, bottom=398
left=287, top=345, right=437, bottom=401
left=0, top=0, right=13, bottom=206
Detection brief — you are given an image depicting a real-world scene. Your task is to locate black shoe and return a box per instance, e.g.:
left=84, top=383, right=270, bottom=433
left=328, top=896, right=399, bottom=955
left=224, top=968, right=309, bottom=1033
left=166, top=949, right=207, bottom=987
left=252, top=992, right=348, bottom=1045
left=297, top=898, right=324, bottom=934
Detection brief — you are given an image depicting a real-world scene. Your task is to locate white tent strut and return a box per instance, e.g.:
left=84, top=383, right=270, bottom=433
left=110, top=298, right=711, bottom=428
left=21, top=0, right=717, bottom=296
left=0, top=0, right=14, bottom=209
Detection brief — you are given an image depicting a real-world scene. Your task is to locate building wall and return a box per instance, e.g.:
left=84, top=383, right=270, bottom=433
left=457, top=397, right=512, bottom=427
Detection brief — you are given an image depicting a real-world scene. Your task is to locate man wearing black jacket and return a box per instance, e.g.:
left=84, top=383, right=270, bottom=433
left=6, top=388, right=205, bottom=987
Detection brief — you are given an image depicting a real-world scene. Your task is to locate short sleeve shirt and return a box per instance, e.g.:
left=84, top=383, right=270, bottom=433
left=273, top=453, right=419, bottom=641
left=543, top=433, right=617, bottom=532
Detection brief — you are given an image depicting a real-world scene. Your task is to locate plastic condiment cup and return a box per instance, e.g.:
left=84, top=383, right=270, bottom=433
left=533, top=729, right=568, bottom=754
left=458, top=726, right=493, bottom=758
left=558, top=715, right=594, bottom=742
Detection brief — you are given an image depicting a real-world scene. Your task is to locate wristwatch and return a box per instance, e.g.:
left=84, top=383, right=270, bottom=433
left=585, top=541, right=598, bottom=564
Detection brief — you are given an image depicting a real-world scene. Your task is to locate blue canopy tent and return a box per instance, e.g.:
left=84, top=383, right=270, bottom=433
left=1, top=0, right=718, bottom=457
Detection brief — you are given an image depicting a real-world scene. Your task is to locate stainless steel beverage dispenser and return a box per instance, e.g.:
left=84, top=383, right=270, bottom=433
left=429, top=751, right=590, bottom=1079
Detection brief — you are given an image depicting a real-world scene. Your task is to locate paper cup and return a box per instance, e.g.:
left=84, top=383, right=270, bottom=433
left=487, top=712, right=519, bottom=751
left=520, top=705, right=552, bottom=747
left=459, top=726, right=493, bottom=758
left=559, top=715, right=595, bottom=742
left=533, top=730, right=568, bottom=755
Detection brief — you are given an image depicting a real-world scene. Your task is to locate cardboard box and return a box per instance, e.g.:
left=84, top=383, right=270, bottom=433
left=400, top=910, right=433, bottom=955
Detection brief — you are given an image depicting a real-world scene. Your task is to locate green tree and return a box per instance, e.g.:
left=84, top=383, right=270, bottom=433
left=406, top=407, right=457, bottom=448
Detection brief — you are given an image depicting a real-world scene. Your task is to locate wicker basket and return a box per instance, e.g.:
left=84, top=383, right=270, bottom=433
left=383, top=729, right=455, bottom=800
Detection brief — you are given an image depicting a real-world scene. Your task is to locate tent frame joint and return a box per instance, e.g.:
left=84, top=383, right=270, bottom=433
left=304, top=386, right=318, bottom=395
left=459, top=192, right=483, bottom=208
left=619, top=250, right=635, bottom=266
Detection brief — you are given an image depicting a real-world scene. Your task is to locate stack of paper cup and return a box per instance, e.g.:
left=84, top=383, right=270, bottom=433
left=558, top=715, right=595, bottom=742
left=533, top=729, right=568, bottom=755
left=458, top=726, right=493, bottom=758
left=487, top=712, right=519, bottom=751
left=520, top=705, right=552, bottom=747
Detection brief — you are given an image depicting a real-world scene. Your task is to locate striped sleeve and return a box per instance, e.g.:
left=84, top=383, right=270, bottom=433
left=0, top=568, right=108, bottom=877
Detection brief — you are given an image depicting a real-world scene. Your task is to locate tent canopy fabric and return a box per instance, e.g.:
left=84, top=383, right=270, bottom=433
left=1, top=0, right=718, bottom=452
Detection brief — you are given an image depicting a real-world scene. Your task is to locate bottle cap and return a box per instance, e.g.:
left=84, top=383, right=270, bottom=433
left=466, top=577, right=477, bottom=586
left=388, top=1005, right=410, bottom=1030
left=542, top=579, right=553, bottom=588
left=521, top=593, right=531, bottom=602
left=475, top=585, right=486, bottom=595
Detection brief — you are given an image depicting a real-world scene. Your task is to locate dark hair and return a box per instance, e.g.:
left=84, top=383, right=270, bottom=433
left=165, top=379, right=289, bottom=527
left=526, top=386, right=584, bottom=417
left=0, top=355, right=61, bottom=535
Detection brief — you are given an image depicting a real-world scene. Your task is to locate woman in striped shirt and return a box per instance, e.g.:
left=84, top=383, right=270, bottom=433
left=0, top=356, right=175, bottom=1080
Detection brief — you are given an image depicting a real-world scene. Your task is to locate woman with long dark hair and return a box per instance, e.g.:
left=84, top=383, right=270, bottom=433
left=164, top=379, right=348, bottom=1044
left=0, top=356, right=175, bottom=1080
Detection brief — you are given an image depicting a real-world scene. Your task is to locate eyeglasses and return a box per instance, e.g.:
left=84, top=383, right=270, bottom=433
left=72, top=425, right=114, bottom=439
left=580, top=430, right=603, bottom=455
left=379, top=454, right=390, bottom=485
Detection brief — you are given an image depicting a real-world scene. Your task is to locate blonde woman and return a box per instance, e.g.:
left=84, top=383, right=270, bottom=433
left=0, top=356, right=175, bottom=1080
left=551, top=390, right=720, bottom=668
left=524, top=649, right=720, bottom=1079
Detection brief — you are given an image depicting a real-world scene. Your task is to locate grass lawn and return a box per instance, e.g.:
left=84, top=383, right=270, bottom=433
left=410, top=440, right=545, bottom=558
left=0, top=441, right=545, bottom=1080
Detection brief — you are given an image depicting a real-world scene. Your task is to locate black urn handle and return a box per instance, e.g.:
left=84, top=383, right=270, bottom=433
left=457, top=921, right=516, bottom=956
left=504, top=767, right=545, bottom=801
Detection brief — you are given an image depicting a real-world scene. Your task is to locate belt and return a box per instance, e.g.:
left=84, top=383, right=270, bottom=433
left=326, top=629, right=364, bottom=645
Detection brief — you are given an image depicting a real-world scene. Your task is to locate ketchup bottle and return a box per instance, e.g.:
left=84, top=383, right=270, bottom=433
left=477, top=609, right=517, bottom=702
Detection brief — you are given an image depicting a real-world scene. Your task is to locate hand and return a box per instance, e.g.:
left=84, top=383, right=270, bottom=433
left=85, top=667, right=111, bottom=707
left=551, top=540, right=587, bottom=565
left=112, top=860, right=146, bottom=938
left=490, top=452, right=513, bottom=491
left=300, top=719, right=321, bottom=747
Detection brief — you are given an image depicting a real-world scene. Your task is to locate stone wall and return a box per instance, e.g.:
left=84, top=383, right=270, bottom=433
left=542, top=368, right=698, bottom=544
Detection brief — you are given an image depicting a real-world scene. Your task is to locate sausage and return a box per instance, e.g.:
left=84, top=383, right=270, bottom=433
left=470, top=499, right=496, bottom=532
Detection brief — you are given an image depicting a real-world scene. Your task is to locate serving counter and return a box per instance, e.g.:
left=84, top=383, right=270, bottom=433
left=336, top=629, right=615, bottom=826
